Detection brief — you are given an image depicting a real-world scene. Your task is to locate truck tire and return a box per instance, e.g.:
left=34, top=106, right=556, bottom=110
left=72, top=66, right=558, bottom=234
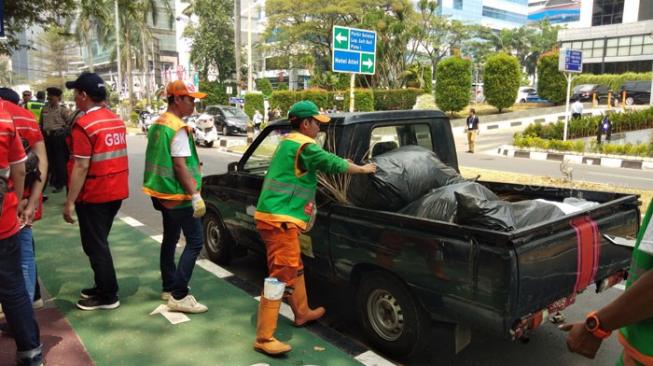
left=222, top=125, right=229, bottom=136
left=203, top=210, right=232, bottom=265
left=356, top=271, right=430, bottom=359
left=205, top=141, right=214, bottom=148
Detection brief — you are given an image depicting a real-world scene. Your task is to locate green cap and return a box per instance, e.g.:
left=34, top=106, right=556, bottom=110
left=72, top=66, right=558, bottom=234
left=287, top=100, right=330, bottom=123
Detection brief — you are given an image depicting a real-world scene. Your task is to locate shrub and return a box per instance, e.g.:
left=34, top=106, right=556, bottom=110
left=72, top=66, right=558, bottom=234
left=244, top=93, right=264, bottom=119
left=277, top=82, right=289, bottom=90
left=373, top=88, right=422, bottom=110
left=435, top=56, right=472, bottom=114
left=269, top=90, right=302, bottom=115
left=344, top=89, right=374, bottom=112
left=199, top=81, right=230, bottom=105
left=423, top=66, right=433, bottom=94
left=484, top=52, right=521, bottom=112
left=537, top=52, right=566, bottom=105
left=257, top=78, right=273, bottom=97
left=302, top=89, right=332, bottom=110
left=572, top=72, right=652, bottom=92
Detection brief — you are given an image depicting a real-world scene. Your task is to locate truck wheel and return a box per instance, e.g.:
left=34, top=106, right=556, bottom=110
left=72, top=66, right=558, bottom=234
left=205, top=141, right=214, bottom=148
left=356, top=271, right=430, bottom=358
left=203, top=210, right=232, bottom=265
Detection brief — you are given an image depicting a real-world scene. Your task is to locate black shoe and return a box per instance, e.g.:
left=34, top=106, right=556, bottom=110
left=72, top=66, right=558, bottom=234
left=42, top=195, right=48, bottom=203
left=76, top=297, right=120, bottom=311
left=80, top=287, right=98, bottom=299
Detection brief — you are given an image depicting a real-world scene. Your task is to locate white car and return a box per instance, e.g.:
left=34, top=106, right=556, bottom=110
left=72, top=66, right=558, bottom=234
left=516, top=87, right=536, bottom=103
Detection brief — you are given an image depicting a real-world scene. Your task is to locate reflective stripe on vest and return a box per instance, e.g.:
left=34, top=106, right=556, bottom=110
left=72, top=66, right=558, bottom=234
left=91, top=148, right=128, bottom=162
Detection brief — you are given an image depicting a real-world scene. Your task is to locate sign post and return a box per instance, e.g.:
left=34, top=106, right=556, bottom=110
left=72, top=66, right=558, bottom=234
left=332, top=26, right=376, bottom=112
left=559, top=48, right=583, bottom=141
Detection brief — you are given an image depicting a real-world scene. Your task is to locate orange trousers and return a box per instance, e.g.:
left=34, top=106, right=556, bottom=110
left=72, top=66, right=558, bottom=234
left=256, top=221, right=303, bottom=291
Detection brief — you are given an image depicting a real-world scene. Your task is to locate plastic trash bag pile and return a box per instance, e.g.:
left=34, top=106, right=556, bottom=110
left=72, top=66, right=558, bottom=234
left=349, top=146, right=596, bottom=232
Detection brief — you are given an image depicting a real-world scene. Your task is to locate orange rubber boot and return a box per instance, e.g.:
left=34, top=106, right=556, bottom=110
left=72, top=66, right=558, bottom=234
left=253, top=297, right=292, bottom=355
left=288, top=274, right=325, bottom=327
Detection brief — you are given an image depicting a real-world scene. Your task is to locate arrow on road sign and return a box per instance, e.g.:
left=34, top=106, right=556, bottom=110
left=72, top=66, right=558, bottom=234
left=362, top=58, right=373, bottom=69
left=333, top=27, right=349, bottom=50
left=361, top=53, right=375, bottom=74
left=335, top=33, right=347, bottom=44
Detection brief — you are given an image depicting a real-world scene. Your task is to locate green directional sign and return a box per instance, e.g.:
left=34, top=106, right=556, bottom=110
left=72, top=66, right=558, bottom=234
left=333, top=26, right=349, bottom=50
left=361, top=53, right=375, bottom=74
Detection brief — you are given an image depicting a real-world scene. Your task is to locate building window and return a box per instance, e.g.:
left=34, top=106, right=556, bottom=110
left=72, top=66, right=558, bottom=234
left=481, top=6, right=527, bottom=24
left=453, top=0, right=462, bottom=10
left=592, top=0, right=624, bottom=26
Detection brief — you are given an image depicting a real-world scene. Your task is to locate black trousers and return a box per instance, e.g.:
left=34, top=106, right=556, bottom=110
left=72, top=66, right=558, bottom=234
left=75, top=200, right=122, bottom=300
left=44, top=131, right=69, bottom=189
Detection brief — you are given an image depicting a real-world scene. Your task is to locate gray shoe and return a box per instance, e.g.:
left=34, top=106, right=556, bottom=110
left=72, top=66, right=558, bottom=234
left=167, top=295, right=207, bottom=314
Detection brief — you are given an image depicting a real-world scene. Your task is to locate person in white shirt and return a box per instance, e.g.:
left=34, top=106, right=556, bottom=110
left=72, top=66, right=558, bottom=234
left=253, top=110, right=263, bottom=132
left=571, top=99, right=583, bottom=120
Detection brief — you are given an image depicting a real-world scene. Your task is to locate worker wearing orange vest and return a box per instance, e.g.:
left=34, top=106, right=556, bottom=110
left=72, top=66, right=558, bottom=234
left=63, top=72, right=129, bottom=311
left=562, top=198, right=653, bottom=365
left=0, top=100, right=43, bottom=366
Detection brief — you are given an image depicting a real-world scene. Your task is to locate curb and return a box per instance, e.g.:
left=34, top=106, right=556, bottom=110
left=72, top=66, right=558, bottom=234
left=497, top=145, right=653, bottom=170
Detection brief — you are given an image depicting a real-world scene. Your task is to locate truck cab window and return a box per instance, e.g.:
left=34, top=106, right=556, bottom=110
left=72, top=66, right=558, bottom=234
left=243, top=127, right=326, bottom=174
left=369, top=124, right=432, bottom=158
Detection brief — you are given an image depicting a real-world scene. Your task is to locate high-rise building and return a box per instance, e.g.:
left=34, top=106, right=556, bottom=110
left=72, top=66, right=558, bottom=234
left=558, top=0, right=653, bottom=74
left=435, top=0, right=529, bottom=30
left=528, top=0, right=582, bottom=26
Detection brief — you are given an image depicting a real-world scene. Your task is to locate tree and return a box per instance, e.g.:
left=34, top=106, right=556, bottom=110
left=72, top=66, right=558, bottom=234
left=70, top=0, right=111, bottom=73
left=435, top=56, right=471, bottom=115
left=32, top=26, right=77, bottom=91
left=2, top=0, right=75, bottom=55
left=537, top=51, right=566, bottom=105
left=484, top=53, right=520, bottom=112
left=182, top=0, right=235, bottom=83
left=257, top=78, right=273, bottom=97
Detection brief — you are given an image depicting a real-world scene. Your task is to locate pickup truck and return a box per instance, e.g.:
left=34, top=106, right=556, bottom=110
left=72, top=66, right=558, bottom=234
left=200, top=110, right=638, bottom=359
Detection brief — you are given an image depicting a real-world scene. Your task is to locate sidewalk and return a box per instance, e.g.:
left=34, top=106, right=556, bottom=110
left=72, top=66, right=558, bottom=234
left=0, top=193, right=365, bottom=366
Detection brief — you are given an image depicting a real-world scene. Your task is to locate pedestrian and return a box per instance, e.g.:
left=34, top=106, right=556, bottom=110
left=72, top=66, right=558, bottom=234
left=26, top=92, right=46, bottom=123
left=63, top=72, right=129, bottom=311
left=561, top=197, right=653, bottom=364
left=252, top=100, right=376, bottom=355
left=267, top=108, right=275, bottom=124
left=0, top=88, right=48, bottom=311
left=0, top=98, right=43, bottom=366
left=253, top=109, right=263, bottom=132
left=142, top=80, right=209, bottom=314
left=465, top=108, right=479, bottom=153
left=41, top=87, right=70, bottom=193
left=571, top=99, right=583, bottom=120
left=596, top=113, right=612, bottom=144
left=19, top=90, right=32, bottom=108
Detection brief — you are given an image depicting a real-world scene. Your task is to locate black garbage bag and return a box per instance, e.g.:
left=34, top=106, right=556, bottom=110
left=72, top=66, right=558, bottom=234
left=455, top=192, right=566, bottom=231
left=399, top=181, right=498, bottom=222
left=349, top=145, right=466, bottom=211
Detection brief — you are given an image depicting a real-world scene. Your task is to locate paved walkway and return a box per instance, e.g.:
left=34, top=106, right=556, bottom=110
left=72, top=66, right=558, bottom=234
left=0, top=192, right=367, bottom=366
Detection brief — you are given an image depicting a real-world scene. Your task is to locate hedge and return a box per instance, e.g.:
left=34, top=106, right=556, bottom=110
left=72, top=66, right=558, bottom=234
left=537, top=52, right=566, bottom=105
left=513, top=134, right=653, bottom=157
left=521, top=107, right=653, bottom=140
left=244, top=93, right=264, bottom=120
left=572, top=72, right=653, bottom=92
left=343, top=89, right=375, bottom=112
left=373, top=88, right=422, bottom=110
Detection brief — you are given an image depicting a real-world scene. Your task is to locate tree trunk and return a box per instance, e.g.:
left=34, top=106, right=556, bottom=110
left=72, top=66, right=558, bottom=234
left=126, top=30, right=135, bottom=110
left=141, top=34, right=150, bottom=107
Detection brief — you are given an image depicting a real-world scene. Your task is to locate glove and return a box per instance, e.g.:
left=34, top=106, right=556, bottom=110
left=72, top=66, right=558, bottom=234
left=191, top=193, right=206, bottom=218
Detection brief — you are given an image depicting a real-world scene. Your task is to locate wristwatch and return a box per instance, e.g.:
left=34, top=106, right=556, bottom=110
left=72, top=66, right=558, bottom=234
left=585, top=311, right=612, bottom=339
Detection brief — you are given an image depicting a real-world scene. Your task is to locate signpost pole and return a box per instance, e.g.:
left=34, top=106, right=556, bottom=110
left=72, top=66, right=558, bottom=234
left=349, top=74, right=355, bottom=112
left=564, top=73, right=572, bottom=141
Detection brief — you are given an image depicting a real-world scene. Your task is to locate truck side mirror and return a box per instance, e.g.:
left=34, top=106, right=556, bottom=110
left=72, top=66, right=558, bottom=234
left=228, top=161, right=238, bottom=173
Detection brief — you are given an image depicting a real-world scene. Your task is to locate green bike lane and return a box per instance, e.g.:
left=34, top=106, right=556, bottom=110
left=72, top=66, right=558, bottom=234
left=0, top=192, right=368, bottom=366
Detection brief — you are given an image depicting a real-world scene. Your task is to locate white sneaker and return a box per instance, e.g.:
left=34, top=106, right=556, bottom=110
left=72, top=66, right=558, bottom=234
left=167, top=295, right=208, bottom=314
left=161, top=292, right=171, bottom=301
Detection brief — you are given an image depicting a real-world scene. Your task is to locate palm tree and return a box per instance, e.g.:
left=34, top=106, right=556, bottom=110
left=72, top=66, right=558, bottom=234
left=72, top=0, right=111, bottom=73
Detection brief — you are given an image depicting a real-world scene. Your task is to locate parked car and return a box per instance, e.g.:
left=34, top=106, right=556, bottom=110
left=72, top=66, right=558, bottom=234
left=200, top=110, right=636, bottom=360
left=198, top=105, right=250, bottom=135
left=516, top=86, right=536, bottom=103
left=619, top=80, right=651, bottom=105
left=571, top=84, right=611, bottom=103
left=525, top=91, right=549, bottom=103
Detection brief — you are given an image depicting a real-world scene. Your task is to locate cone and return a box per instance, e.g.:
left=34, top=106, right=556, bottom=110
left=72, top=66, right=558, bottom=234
left=288, top=274, right=325, bottom=327
left=253, top=297, right=292, bottom=355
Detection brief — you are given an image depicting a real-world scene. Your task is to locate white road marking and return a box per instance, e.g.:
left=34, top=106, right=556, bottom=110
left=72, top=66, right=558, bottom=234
left=120, top=216, right=144, bottom=227
left=254, top=296, right=295, bottom=321
left=196, top=258, right=234, bottom=279
left=587, top=171, right=653, bottom=182
left=354, top=350, right=397, bottom=366
left=150, top=235, right=163, bottom=243
left=614, top=283, right=626, bottom=291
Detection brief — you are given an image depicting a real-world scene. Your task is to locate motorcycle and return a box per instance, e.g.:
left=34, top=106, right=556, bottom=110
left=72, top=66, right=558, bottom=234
left=187, top=115, right=218, bottom=148
left=138, top=110, right=157, bottom=132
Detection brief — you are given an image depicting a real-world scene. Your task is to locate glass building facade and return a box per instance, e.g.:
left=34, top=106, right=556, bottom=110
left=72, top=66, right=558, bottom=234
left=436, top=0, right=529, bottom=29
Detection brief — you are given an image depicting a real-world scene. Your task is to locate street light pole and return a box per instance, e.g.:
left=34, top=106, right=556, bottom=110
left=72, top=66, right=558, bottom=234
left=247, top=0, right=254, bottom=92
left=235, top=0, right=241, bottom=95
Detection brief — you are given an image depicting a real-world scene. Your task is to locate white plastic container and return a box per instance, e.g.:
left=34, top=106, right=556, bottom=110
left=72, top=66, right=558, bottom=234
left=263, top=277, right=285, bottom=300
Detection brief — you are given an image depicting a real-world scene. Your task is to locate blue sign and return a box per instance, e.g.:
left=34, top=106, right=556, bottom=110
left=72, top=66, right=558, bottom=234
left=0, top=0, right=4, bottom=38
left=559, top=48, right=582, bottom=73
left=229, top=97, right=244, bottom=105
left=332, top=26, right=376, bottom=75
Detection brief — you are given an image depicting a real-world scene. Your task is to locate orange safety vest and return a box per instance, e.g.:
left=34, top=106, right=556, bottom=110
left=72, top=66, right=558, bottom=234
left=69, top=108, right=129, bottom=203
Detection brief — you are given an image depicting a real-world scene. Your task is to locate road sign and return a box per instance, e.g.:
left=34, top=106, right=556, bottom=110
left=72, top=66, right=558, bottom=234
left=332, top=26, right=376, bottom=75
left=0, top=0, right=4, bottom=38
left=559, top=48, right=583, bottom=73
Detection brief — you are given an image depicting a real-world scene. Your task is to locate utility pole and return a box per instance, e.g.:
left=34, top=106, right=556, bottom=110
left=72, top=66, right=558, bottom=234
left=247, top=0, right=254, bottom=92
left=235, top=0, right=241, bottom=95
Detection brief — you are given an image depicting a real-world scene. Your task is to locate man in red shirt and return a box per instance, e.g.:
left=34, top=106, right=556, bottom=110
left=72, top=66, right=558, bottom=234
left=64, top=72, right=129, bottom=311
left=0, top=88, right=48, bottom=309
left=0, top=100, right=43, bottom=365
